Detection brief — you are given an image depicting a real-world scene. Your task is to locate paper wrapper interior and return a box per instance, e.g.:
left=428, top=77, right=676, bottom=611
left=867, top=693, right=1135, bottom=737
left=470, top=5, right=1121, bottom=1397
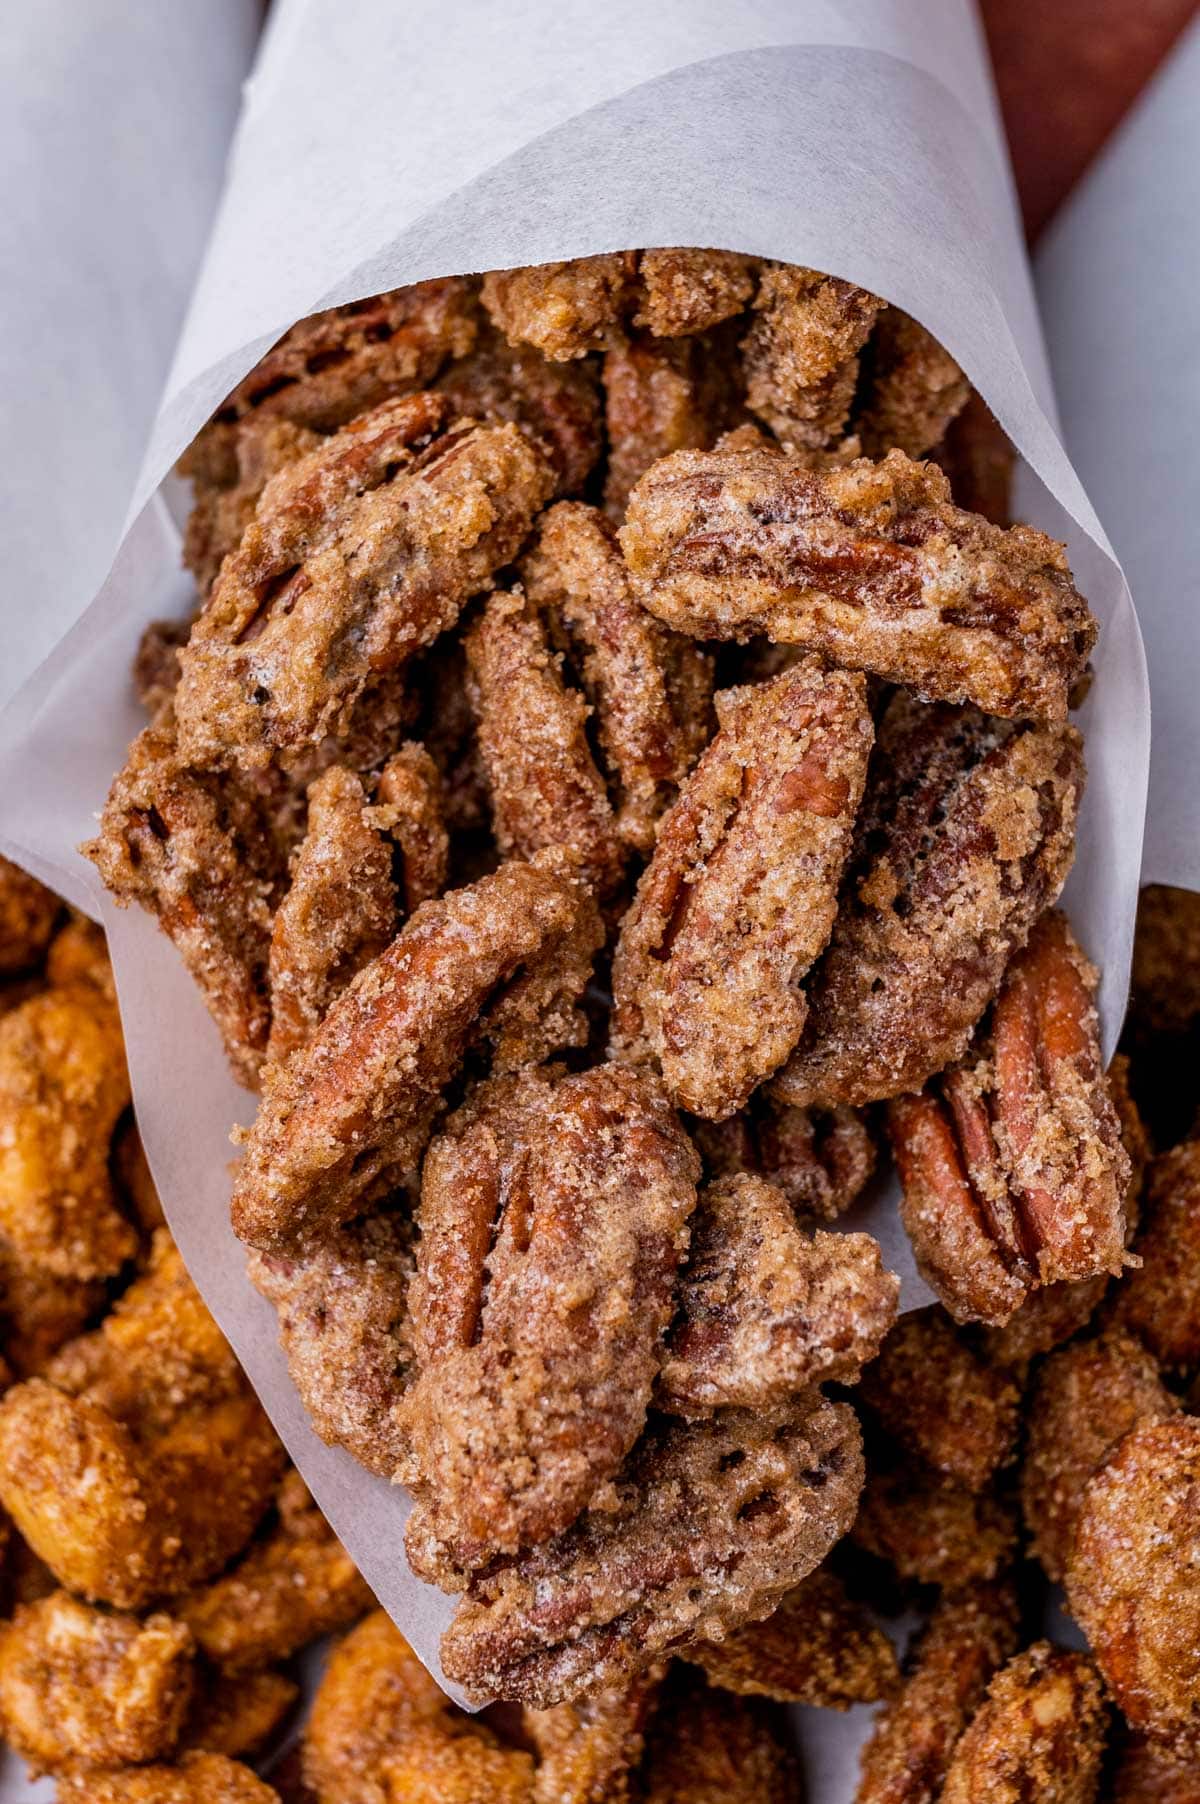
left=0, top=0, right=1149, bottom=1722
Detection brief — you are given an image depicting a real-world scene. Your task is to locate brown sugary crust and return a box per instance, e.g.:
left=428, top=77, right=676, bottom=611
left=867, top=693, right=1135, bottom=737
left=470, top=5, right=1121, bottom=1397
left=1067, top=1417, right=1200, bottom=1759
left=0, top=1242, right=104, bottom=1380
left=686, top=1566, right=899, bottom=1708
left=1106, top=1738, right=1200, bottom=1802
left=1112, top=1141, right=1200, bottom=1370
left=0, top=858, right=59, bottom=976
left=520, top=501, right=714, bottom=855
left=777, top=697, right=1084, bottom=1112
left=938, top=1642, right=1108, bottom=1804
left=620, top=446, right=1096, bottom=721
left=174, top=396, right=555, bottom=770
left=399, top=1064, right=699, bottom=1581
left=230, top=861, right=602, bottom=1255
left=610, top=660, right=873, bottom=1120
left=855, top=1581, right=1020, bottom=1804
left=690, top=1097, right=877, bottom=1221
left=465, top=589, right=625, bottom=897
left=634, top=250, right=758, bottom=338
left=859, top=1308, right=1021, bottom=1493
left=436, top=323, right=602, bottom=495
left=1020, top=1329, right=1177, bottom=1582
left=857, top=311, right=970, bottom=460
left=657, top=1173, right=897, bottom=1417
left=183, top=417, right=320, bottom=599
left=1131, top=884, right=1200, bottom=1037
left=133, top=620, right=191, bottom=719
left=440, top=1394, right=863, bottom=1707
left=742, top=265, right=885, bottom=449
left=56, top=1751, right=281, bottom=1802
left=526, top=1667, right=664, bottom=1804
left=602, top=327, right=743, bottom=518
left=852, top=1458, right=1018, bottom=1589
left=637, top=1668, right=798, bottom=1803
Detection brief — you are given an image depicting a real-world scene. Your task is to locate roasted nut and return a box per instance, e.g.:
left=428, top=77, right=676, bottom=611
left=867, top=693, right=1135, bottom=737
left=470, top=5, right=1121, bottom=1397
left=611, top=659, right=873, bottom=1120
left=742, top=265, right=884, bottom=450
left=526, top=1667, right=663, bottom=1804
left=852, top=1457, right=1018, bottom=1589
left=482, top=253, right=639, bottom=359
left=56, top=1750, right=280, bottom=1802
left=634, top=249, right=758, bottom=337
left=856, top=311, right=969, bottom=459
left=1111, top=1141, right=1200, bottom=1370
left=938, top=1642, right=1108, bottom=1804
left=690, top=1096, right=876, bottom=1221
left=602, top=326, right=743, bottom=517
left=0, top=1240, right=104, bottom=1379
left=637, top=1667, right=798, bottom=1804
left=859, top=1308, right=1021, bottom=1493
left=1105, top=1736, right=1200, bottom=1803
left=0, top=857, right=59, bottom=975
left=436, top=322, right=602, bottom=495
left=179, top=1667, right=298, bottom=1762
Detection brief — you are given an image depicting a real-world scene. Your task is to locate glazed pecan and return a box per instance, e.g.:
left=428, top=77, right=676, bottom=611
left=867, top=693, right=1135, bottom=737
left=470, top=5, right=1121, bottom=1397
left=852, top=1457, right=1018, bottom=1589
left=856, top=310, right=969, bottom=459
left=440, top=1393, right=863, bottom=1706
left=230, top=860, right=602, bottom=1255
left=610, top=659, right=873, bottom=1120
left=0, top=858, right=59, bottom=976
left=620, top=446, right=1096, bottom=721
left=133, top=620, right=191, bottom=720
left=656, top=1174, right=897, bottom=1417
left=56, top=1751, right=278, bottom=1801
left=399, top=1064, right=699, bottom=1581
left=637, top=1667, right=798, bottom=1804
left=889, top=913, right=1130, bottom=1326
left=742, top=264, right=885, bottom=450
left=526, top=1667, right=664, bottom=1804
left=776, top=695, right=1084, bottom=1111
left=183, top=416, right=319, bottom=599
left=690, top=1096, right=876, bottom=1221
left=1111, top=1140, right=1200, bottom=1370
left=436, top=322, right=602, bottom=495
left=174, top=394, right=555, bottom=770
left=370, top=741, right=449, bottom=912
left=602, top=326, right=743, bottom=518
left=938, top=1643, right=1108, bottom=1804
left=859, top=1308, right=1021, bottom=1493
left=520, top=501, right=714, bottom=855
left=634, top=249, right=758, bottom=337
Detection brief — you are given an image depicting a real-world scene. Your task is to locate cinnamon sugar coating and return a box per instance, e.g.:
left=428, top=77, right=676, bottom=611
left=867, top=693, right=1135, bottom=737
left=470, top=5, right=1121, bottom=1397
left=1106, top=1738, right=1200, bottom=1802
left=611, top=660, right=873, bottom=1119
left=436, top=323, right=603, bottom=495
left=857, top=311, right=970, bottom=459
left=183, top=416, right=320, bottom=599
left=890, top=913, right=1130, bottom=1325
left=56, top=1751, right=280, bottom=1802
left=938, top=1642, right=1108, bottom=1804
left=526, top=1668, right=662, bottom=1804
left=174, top=395, right=555, bottom=770
left=777, top=697, right=1084, bottom=1112
left=620, top=446, right=1096, bottom=721
left=742, top=265, right=884, bottom=449
left=1112, top=1141, right=1200, bottom=1370
left=0, top=1242, right=104, bottom=1380
left=691, top=1096, right=876, bottom=1221
left=399, top=1064, right=699, bottom=1581
left=855, top=1581, right=1020, bottom=1804
left=231, top=860, right=602, bottom=1255
left=520, top=501, right=713, bottom=855
left=637, top=1668, right=798, bottom=1803
left=602, top=327, right=743, bottom=518
left=440, top=1393, right=863, bottom=1706
left=657, top=1173, right=897, bottom=1417
left=859, top=1308, right=1021, bottom=1493
left=852, top=1457, right=1018, bottom=1588
left=1130, top=884, right=1200, bottom=1038
left=0, top=858, right=59, bottom=975
left=634, top=249, right=758, bottom=337
left=1020, top=1329, right=1177, bottom=1582
left=1067, top=1417, right=1200, bottom=1759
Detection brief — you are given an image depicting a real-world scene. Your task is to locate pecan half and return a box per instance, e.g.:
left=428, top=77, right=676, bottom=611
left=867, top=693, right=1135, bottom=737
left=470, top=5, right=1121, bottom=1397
left=938, top=1643, right=1108, bottom=1804
left=399, top=1064, right=698, bottom=1581
left=0, top=859, right=59, bottom=977
left=776, top=695, right=1084, bottom=1110
left=634, top=249, right=758, bottom=337
left=602, top=326, right=744, bottom=518
left=856, top=311, right=970, bottom=460
left=437, top=322, right=602, bottom=495
left=183, top=416, right=320, bottom=599
left=619, top=446, right=1096, bottom=721
left=526, top=1667, right=664, bottom=1804
left=610, top=659, right=873, bottom=1120
left=690, top=1096, right=876, bottom=1221
left=440, top=1393, right=863, bottom=1706
left=742, top=264, right=885, bottom=450
left=852, top=1456, right=1018, bottom=1589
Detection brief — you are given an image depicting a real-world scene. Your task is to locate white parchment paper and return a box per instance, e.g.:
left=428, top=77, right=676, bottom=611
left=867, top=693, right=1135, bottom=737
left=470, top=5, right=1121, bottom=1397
left=0, top=0, right=1150, bottom=1750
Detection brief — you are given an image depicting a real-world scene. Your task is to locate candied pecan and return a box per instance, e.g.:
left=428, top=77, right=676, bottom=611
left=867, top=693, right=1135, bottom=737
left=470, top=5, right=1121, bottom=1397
left=637, top=1668, right=798, bottom=1804
left=859, top=1308, right=1021, bottom=1493
left=635, top=249, right=758, bottom=337
left=620, top=446, right=1096, bottom=721
left=84, top=720, right=289, bottom=1087
left=440, top=1393, right=863, bottom=1707
left=520, top=501, right=714, bottom=854
left=464, top=588, right=625, bottom=897
left=370, top=740, right=449, bottom=909
left=687, top=1565, right=899, bottom=1707
left=1020, top=1328, right=1177, bottom=1582
left=412, top=636, right=491, bottom=836
left=231, top=860, right=602, bottom=1255
left=742, top=265, right=885, bottom=450
left=855, top=1580, right=1020, bottom=1804
left=178, top=1667, right=297, bottom=1761
left=46, top=912, right=115, bottom=998
left=890, top=912, right=1130, bottom=1325
left=1067, top=1417, right=1200, bottom=1759
left=932, top=390, right=1015, bottom=526
left=0, top=1588, right=194, bottom=1775
left=0, top=984, right=135, bottom=1280
left=526, top=1668, right=663, bottom=1804
left=690, top=1096, right=876, bottom=1221
left=133, top=620, right=191, bottom=718
left=602, top=327, right=743, bottom=518
left=856, top=311, right=969, bottom=459
left=1131, top=884, right=1200, bottom=1038
left=1106, top=1736, right=1200, bottom=1802
left=852, top=1457, right=1018, bottom=1589
left=181, top=278, right=479, bottom=485
left=610, top=660, right=873, bottom=1120
left=436, top=322, right=602, bottom=495
left=656, top=1174, right=897, bottom=1417
left=939, top=1642, right=1108, bottom=1804
left=0, top=1241, right=104, bottom=1379
left=174, top=395, right=555, bottom=770
left=400, top=1064, right=699, bottom=1581
left=776, top=695, right=1084, bottom=1112
left=482, top=253, right=640, bottom=359
left=56, top=1751, right=279, bottom=1802
left=183, top=416, right=320, bottom=598
left=982, top=1275, right=1109, bottom=1371
left=1112, top=1141, right=1200, bottom=1370
left=0, top=857, right=59, bottom=975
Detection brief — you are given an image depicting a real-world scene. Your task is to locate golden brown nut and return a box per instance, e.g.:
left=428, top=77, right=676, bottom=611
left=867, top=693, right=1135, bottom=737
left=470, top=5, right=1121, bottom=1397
left=1106, top=1737, right=1200, bottom=1803
left=0, top=1241, right=103, bottom=1379
left=45, top=913, right=116, bottom=997
left=602, top=327, right=743, bottom=518
left=248, top=1209, right=415, bottom=1477
left=464, top=588, right=625, bottom=897
left=0, top=1589, right=194, bottom=1774
left=482, top=253, right=639, bottom=359
left=0, top=857, right=59, bottom=975
left=56, top=1750, right=280, bottom=1802
left=687, top=1566, right=899, bottom=1708
left=855, top=1580, right=1020, bottom=1804
left=776, top=695, right=1084, bottom=1112
left=0, top=984, right=135, bottom=1279
left=436, top=322, right=602, bottom=495
left=611, top=660, right=873, bottom=1120
left=742, top=265, right=884, bottom=449
left=1067, top=1417, right=1200, bottom=1759
left=656, top=1173, right=897, bottom=1417
left=400, top=1064, right=698, bottom=1581
left=0, top=1235, right=284, bottom=1607
left=889, top=913, right=1130, bottom=1326
left=620, top=446, right=1096, bottom=721
left=1112, top=1141, right=1200, bottom=1370
left=690, top=1097, right=876, bottom=1221
left=856, top=311, right=969, bottom=459
left=526, top=1667, right=663, bottom=1804
left=231, top=859, right=602, bottom=1256
left=174, top=395, right=555, bottom=771
left=520, top=501, right=714, bottom=855
left=852, top=1458, right=1018, bottom=1589
left=184, top=417, right=321, bottom=598
left=637, top=1668, right=798, bottom=1804
left=1020, top=1329, right=1177, bottom=1582
left=440, top=1392, right=863, bottom=1707
left=179, top=1668, right=297, bottom=1761
left=371, top=740, right=449, bottom=908
left=635, top=249, right=758, bottom=337
left=859, top=1309, right=1020, bottom=1493
left=938, top=1642, right=1108, bottom=1804
left=932, top=391, right=1015, bottom=527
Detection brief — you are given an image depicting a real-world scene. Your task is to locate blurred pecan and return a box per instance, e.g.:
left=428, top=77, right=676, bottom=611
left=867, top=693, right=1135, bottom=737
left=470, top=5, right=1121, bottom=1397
left=1111, top=1139, right=1200, bottom=1370
left=436, top=322, right=602, bottom=495
left=938, top=1643, right=1108, bottom=1804
left=859, top=1308, right=1021, bottom=1493
left=856, top=310, right=969, bottom=460
left=0, top=859, right=59, bottom=978
left=602, top=325, right=744, bottom=517
left=526, top=1667, right=664, bottom=1804
left=637, top=1666, right=798, bottom=1803
left=852, top=1454, right=1018, bottom=1590
left=691, top=1095, right=876, bottom=1221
